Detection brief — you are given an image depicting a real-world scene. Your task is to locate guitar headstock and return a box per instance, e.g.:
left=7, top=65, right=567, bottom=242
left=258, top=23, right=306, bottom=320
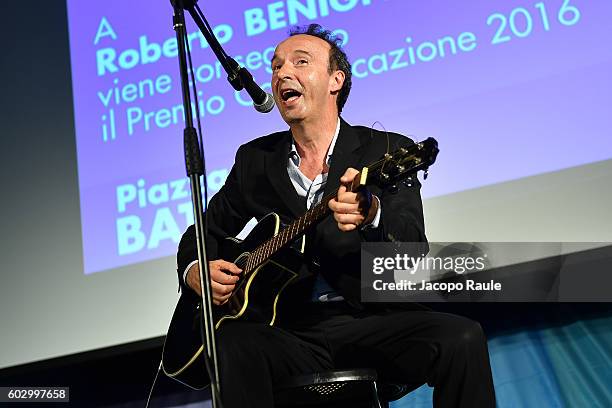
left=368, top=137, right=439, bottom=187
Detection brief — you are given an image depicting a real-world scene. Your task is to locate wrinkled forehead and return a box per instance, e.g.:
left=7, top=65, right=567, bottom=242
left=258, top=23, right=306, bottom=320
left=272, top=34, right=331, bottom=62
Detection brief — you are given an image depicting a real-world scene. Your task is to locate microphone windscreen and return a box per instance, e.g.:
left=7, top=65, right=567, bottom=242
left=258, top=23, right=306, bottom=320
left=254, top=93, right=275, bottom=113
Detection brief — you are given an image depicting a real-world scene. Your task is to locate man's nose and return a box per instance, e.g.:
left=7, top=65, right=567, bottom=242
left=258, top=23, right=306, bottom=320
left=276, top=62, right=294, bottom=80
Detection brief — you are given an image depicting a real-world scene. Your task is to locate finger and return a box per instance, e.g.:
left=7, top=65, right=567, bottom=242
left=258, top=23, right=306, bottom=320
left=329, top=197, right=356, bottom=213
left=213, top=294, right=224, bottom=305
left=212, top=259, right=235, bottom=270
left=337, top=222, right=357, bottom=232
left=213, top=259, right=243, bottom=275
left=337, top=191, right=360, bottom=205
left=224, top=262, right=243, bottom=275
left=227, top=263, right=243, bottom=275
left=211, top=281, right=235, bottom=297
left=340, top=168, right=359, bottom=183
left=334, top=212, right=365, bottom=225
left=331, top=198, right=360, bottom=214
left=213, top=293, right=232, bottom=306
left=332, top=200, right=361, bottom=214
left=328, top=197, right=340, bottom=212
left=214, top=292, right=232, bottom=304
left=211, top=268, right=240, bottom=284
left=218, top=295, right=232, bottom=306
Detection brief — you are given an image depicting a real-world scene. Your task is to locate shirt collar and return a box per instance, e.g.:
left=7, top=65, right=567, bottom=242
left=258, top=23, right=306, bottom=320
left=289, top=118, right=341, bottom=167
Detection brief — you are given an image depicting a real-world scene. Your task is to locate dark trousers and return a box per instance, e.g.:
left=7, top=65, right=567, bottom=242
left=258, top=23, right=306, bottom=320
left=216, top=302, right=496, bottom=408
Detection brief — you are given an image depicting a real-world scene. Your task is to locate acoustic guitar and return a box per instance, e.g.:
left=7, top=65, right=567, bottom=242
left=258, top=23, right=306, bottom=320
left=162, top=138, right=439, bottom=389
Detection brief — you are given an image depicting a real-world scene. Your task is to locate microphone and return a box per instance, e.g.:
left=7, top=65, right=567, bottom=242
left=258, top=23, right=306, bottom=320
left=245, top=80, right=275, bottom=113
left=230, top=61, right=275, bottom=113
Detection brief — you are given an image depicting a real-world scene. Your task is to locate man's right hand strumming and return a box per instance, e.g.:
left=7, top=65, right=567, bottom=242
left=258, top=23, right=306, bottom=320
left=186, top=260, right=242, bottom=305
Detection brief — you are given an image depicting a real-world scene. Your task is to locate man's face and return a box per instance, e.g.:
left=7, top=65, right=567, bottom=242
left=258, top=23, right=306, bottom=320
left=271, top=34, right=343, bottom=124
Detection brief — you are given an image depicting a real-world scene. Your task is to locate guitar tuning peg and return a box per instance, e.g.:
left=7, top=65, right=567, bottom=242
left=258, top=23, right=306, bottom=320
left=388, top=184, right=398, bottom=194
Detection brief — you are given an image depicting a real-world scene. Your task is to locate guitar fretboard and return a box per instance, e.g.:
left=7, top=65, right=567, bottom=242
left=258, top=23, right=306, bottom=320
left=243, top=192, right=335, bottom=274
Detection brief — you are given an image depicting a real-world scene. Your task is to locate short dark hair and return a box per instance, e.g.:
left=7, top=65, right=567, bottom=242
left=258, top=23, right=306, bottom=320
left=289, top=24, right=352, bottom=114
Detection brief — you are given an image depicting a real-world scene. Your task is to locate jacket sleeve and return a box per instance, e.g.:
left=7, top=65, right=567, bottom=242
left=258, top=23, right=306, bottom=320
left=360, top=135, right=428, bottom=248
left=176, top=145, right=251, bottom=292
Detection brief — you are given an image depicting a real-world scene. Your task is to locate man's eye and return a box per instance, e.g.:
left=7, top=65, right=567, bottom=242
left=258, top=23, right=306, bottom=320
left=296, top=59, right=308, bottom=65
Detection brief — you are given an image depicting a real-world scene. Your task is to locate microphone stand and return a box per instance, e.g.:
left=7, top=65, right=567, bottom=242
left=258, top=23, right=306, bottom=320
left=168, top=1, right=224, bottom=407
left=170, top=0, right=271, bottom=405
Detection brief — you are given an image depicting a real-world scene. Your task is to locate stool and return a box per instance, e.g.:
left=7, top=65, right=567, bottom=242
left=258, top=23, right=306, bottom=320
left=274, top=368, right=414, bottom=408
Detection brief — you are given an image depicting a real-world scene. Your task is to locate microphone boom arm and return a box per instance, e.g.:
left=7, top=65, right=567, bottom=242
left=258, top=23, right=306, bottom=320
left=178, top=0, right=274, bottom=111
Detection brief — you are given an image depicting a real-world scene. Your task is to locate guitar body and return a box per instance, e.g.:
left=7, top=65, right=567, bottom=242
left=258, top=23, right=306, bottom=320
left=218, top=212, right=306, bottom=326
left=162, top=213, right=305, bottom=389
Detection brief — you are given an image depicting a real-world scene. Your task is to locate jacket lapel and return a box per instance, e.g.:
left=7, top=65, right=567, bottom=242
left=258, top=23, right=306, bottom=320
left=264, top=119, right=369, bottom=220
left=323, top=118, right=368, bottom=198
left=264, top=131, right=306, bottom=219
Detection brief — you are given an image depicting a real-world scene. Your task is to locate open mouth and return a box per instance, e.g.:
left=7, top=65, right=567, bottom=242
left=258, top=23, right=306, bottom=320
left=280, top=88, right=302, bottom=103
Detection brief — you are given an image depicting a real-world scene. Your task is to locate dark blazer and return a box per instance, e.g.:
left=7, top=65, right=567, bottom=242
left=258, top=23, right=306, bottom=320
left=176, top=118, right=428, bottom=310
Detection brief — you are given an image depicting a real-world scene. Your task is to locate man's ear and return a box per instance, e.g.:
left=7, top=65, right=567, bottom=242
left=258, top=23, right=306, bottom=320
left=330, top=70, right=345, bottom=94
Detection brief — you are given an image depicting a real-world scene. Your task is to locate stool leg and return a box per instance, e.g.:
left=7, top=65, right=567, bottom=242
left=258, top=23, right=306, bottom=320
left=371, top=381, right=383, bottom=408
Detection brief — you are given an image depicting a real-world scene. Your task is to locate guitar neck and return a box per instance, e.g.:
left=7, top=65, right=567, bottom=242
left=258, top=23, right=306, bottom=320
left=243, top=191, right=336, bottom=274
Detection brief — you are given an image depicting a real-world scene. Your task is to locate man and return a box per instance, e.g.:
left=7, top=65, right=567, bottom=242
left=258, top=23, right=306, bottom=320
left=177, top=24, right=495, bottom=407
